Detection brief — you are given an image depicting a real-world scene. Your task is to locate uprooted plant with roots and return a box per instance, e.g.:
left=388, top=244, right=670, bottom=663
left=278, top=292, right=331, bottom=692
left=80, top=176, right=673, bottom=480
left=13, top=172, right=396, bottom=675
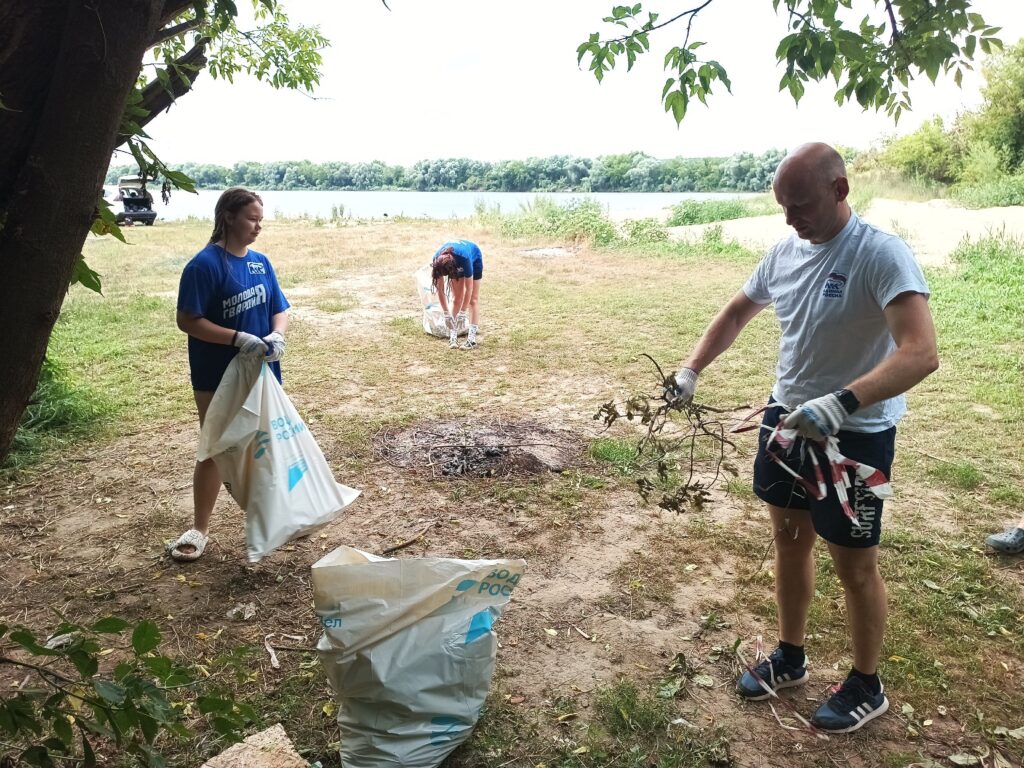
left=594, top=354, right=746, bottom=513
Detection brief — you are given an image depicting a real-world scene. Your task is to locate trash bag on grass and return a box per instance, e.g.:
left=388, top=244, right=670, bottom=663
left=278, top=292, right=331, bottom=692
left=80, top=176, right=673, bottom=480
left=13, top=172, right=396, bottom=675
left=414, top=265, right=467, bottom=338
left=313, top=545, right=525, bottom=767
left=198, top=357, right=359, bottom=562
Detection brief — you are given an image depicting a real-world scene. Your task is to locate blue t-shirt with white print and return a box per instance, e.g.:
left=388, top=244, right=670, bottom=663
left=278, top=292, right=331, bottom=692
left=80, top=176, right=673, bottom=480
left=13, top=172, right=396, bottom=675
left=177, top=243, right=290, bottom=391
left=433, top=240, right=482, bottom=279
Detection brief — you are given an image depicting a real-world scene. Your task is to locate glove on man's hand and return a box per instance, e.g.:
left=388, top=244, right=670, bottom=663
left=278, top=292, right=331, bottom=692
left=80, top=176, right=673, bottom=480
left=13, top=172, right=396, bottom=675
left=263, top=331, right=286, bottom=362
left=664, top=367, right=698, bottom=404
left=782, top=393, right=848, bottom=440
left=234, top=331, right=268, bottom=357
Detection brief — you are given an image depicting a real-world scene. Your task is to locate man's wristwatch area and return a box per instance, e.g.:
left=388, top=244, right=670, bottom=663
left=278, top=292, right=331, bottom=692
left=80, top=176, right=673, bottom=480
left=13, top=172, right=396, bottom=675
left=834, top=388, right=861, bottom=415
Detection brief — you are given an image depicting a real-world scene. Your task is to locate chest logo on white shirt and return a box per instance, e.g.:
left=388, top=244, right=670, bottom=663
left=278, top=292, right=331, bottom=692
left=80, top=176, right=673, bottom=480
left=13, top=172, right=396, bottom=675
left=822, top=271, right=848, bottom=299
left=247, top=261, right=265, bottom=275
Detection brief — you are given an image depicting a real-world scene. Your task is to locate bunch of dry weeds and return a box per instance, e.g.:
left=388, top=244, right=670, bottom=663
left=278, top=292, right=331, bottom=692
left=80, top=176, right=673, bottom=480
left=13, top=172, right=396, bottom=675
left=594, top=354, right=745, bottom=513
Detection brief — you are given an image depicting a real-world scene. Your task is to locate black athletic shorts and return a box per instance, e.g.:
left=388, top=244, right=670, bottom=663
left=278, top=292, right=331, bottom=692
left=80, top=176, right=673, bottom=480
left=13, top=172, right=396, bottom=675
left=752, top=400, right=896, bottom=548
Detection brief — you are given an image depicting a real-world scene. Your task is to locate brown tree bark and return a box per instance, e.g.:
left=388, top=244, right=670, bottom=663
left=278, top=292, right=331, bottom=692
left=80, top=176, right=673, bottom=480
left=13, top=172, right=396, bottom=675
left=0, top=0, right=167, bottom=465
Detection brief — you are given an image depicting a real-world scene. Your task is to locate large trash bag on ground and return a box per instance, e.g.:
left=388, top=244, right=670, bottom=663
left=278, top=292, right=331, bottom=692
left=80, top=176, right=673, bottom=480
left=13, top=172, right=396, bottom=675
left=414, top=265, right=467, bottom=338
left=312, top=545, right=525, bottom=767
left=198, top=357, right=360, bottom=562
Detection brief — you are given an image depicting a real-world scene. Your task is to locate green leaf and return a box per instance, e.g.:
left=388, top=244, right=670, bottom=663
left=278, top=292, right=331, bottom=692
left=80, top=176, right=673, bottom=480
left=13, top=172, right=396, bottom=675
left=79, top=725, right=97, bottom=768
left=68, top=649, right=98, bottom=678
left=0, top=704, right=18, bottom=735
left=19, top=745, right=52, bottom=767
left=820, top=40, right=836, bottom=75
left=51, top=716, right=73, bottom=748
left=94, top=680, right=127, bottom=706
left=140, top=743, right=168, bottom=768
left=132, top=621, right=161, bottom=655
left=197, top=696, right=232, bottom=715
left=9, top=629, right=60, bottom=657
left=91, top=617, right=129, bottom=634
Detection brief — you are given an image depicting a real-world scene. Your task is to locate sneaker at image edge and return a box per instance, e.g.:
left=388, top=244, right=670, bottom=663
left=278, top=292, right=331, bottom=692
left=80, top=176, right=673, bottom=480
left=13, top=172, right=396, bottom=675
left=810, top=676, right=889, bottom=733
left=736, top=647, right=809, bottom=701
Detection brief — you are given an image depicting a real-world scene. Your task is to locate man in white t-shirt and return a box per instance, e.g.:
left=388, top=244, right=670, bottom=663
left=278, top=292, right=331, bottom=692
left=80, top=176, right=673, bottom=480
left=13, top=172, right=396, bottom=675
left=667, top=143, right=938, bottom=733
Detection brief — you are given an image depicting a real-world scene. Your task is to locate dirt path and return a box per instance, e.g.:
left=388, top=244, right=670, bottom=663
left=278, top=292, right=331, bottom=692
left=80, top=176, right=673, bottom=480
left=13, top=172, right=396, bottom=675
left=667, top=198, right=1024, bottom=266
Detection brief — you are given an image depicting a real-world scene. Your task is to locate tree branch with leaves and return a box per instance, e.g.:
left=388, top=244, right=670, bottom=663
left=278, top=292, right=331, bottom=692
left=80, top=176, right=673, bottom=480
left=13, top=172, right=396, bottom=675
left=578, top=0, right=1003, bottom=125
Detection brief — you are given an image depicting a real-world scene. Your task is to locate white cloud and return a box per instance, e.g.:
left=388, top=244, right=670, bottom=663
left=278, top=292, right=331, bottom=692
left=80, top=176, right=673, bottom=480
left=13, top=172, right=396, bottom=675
left=141, top=0, right=1024, bottom=165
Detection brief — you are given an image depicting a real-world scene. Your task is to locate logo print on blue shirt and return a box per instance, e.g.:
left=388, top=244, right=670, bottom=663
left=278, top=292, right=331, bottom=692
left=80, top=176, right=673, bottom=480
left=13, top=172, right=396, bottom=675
left=247, top=261, right=266, bottom=275
left=822, top=271, right=848, bottom=299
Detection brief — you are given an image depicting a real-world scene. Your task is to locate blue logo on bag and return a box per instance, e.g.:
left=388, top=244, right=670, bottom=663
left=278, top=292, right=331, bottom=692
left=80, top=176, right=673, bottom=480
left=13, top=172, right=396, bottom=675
left=429, top=716, right=463, bottom=744
left=465, top=610, right=493, bottom=644
left=254, top=431, right=271, bottom=459
left=287, top=458, right=309, bottom=491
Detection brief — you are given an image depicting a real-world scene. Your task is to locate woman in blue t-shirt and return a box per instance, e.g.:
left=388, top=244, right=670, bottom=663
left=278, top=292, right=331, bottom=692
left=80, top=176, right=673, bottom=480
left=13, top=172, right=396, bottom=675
left=431, top=239, right=483, bottom=349
left=169, top=188, right=291, bottom=561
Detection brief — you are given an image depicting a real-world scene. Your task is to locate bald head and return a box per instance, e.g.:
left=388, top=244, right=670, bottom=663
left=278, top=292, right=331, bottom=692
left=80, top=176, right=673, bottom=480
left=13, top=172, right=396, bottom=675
left=774, top=143, right=847, bottom=192
left=772, top=143, right=851, bottom=243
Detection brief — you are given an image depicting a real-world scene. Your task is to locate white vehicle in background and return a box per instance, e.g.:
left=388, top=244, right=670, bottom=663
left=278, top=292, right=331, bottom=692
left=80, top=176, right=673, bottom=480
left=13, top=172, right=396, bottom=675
left=113, top=175, right=157, bottom=226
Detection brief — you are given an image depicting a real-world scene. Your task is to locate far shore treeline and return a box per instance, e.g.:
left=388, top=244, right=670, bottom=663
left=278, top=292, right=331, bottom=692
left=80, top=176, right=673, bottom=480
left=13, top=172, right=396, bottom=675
left=106, top=150, right=786, bottom=194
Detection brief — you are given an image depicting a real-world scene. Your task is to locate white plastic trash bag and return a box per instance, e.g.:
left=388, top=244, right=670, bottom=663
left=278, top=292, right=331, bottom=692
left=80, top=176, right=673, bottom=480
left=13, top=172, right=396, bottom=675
left=313, top=545, right=525, bottom=767
left=415, top=264, right=448, bottom=338
left=198, top=357, right=360, bottom=562
left=414, top=265, right=467, bottom=338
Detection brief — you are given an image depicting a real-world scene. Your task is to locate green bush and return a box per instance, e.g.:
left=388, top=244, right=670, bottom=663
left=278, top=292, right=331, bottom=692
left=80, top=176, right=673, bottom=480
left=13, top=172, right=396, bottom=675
left=622, top=217, right=669, bottom=243
left=952, top=174, right=1024, bottom=208
left=665, top=196, right=776, bottom=226
left=494, top=197, right=620, bottom=246
left=0, top=618, right=256, bottom=766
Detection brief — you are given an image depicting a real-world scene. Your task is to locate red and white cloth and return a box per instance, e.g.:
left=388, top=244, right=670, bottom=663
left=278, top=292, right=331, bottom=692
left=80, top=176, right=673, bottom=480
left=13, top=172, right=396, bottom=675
left=732, top=406, right=893, bottom=527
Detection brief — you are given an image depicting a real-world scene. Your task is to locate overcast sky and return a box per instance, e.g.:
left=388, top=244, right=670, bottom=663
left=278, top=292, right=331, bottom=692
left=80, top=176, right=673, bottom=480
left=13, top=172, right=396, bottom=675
left=140, top=0, right=1024, bottom=166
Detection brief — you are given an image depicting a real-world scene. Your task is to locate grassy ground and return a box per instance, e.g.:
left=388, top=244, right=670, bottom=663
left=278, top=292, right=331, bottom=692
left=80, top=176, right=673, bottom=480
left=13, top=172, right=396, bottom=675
left=1, top=207, right=1022, bottom=767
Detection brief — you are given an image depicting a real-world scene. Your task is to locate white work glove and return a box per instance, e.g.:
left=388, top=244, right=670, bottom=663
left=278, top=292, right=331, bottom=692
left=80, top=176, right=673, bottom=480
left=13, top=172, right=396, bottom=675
left=444, top=313, right=456, bottom=331
left=782, top=393, right=847, bottom=440
left=456, top=310, right=468, bottom=330
left=664, top=367, right=698, bottom=404
left=233, top=331, right=268, bottom=358
left=262, top=331, right=285, bottom=362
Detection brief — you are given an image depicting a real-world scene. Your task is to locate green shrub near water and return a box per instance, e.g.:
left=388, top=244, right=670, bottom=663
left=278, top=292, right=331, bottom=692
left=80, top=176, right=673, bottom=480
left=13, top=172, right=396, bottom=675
left=665, top=196, right=776, bottom=226
left=484, top=197, right=620, bottom=246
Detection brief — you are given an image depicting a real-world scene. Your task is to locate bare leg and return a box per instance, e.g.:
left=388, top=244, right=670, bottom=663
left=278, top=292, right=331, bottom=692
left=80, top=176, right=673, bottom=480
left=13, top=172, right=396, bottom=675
left=768, top=505, right=817, bottom=645
left=828, top=542, right=887, bottom=674
left=179, top=390, right=219, bottom=555
left=468, top=278, right=481, bottom=327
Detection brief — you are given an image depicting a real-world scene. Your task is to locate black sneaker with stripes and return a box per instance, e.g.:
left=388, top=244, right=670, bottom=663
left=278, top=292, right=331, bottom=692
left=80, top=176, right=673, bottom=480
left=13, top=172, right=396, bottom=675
left=736, top=646, right=809, bottom=700
left=811, top=675, right=889, bottom=733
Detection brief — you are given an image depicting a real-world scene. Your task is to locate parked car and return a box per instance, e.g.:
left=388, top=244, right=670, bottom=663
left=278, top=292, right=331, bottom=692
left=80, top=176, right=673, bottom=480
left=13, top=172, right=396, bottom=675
left=114, top=175, right=157, bottom=226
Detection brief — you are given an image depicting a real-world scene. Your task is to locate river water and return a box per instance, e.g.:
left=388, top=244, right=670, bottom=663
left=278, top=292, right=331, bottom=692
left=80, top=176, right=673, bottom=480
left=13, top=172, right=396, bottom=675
left=103, top=188, right=759, bottom=222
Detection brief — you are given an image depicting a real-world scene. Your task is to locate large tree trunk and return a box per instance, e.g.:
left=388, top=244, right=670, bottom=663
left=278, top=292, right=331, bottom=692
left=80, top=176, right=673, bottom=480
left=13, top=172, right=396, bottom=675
left=0, top=0, right=165, bottom=465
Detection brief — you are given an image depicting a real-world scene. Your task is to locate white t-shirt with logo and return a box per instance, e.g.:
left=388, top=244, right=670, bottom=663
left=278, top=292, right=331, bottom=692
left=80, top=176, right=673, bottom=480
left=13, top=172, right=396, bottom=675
left=742, top=212, right=930, bottom=432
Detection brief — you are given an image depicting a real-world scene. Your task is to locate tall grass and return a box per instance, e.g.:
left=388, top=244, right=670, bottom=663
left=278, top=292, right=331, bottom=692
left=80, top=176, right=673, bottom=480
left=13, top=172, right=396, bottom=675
left=847, top=169, right=947, bottom=212
left=3, top=354, right=112, bottom=475
left=952, top=173, right=1024, bottom=208
left=476, top=197, right=619, bottom=246
left=665, top=195, right=777, bottom=226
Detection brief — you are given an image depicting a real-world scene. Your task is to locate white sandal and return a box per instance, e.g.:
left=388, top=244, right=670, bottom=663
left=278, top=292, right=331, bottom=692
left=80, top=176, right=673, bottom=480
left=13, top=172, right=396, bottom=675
left=169, top=528, right=209, bottom=561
